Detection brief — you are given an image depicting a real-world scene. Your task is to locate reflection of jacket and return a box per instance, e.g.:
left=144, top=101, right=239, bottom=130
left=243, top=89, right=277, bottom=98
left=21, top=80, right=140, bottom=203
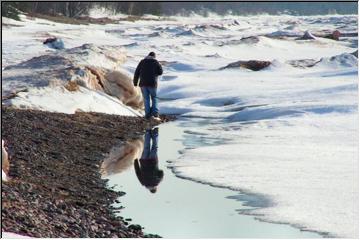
left=133, top=56, right=163, bottom=88
left=134, top=158, right=164, bottom=188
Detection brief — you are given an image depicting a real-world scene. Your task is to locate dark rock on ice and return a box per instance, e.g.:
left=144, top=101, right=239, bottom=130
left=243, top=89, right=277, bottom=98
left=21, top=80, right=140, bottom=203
left=296, top=31, right=316, bottom=40
left=220, top=60, right=271, bottom=71
left=323, top=30, right=341, bottom=41
left=351, top=50, right=358, bottom=58
left=287, top=59, right=320, bottom=68
left=43, top=38, right=65, bottom=50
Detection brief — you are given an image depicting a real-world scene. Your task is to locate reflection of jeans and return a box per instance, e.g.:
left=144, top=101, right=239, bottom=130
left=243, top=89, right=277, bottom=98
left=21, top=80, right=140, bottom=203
left=135, top=128, right=163, bottom=192
left=141, top=128, right=158, bottom=159
left=141, top=87, right=158, bottom=117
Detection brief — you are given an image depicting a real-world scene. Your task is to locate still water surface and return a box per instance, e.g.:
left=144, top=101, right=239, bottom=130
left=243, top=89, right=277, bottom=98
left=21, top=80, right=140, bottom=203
left=103, top=121, right=321, bottom=238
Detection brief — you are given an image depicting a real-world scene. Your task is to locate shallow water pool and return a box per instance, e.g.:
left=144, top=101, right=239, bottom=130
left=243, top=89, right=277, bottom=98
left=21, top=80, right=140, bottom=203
left=104, top=121, right=321, bottom=238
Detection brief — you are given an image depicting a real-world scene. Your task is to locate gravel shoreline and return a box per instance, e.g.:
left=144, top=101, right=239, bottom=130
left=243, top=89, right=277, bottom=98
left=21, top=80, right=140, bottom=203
left=1, top=107, right=171, bottom=238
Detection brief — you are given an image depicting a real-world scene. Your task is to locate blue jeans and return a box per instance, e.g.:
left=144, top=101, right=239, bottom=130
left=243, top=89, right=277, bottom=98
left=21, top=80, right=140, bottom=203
left=141, top=128, right=158, bottom=159
left=141, top=87, right=159, bottom=118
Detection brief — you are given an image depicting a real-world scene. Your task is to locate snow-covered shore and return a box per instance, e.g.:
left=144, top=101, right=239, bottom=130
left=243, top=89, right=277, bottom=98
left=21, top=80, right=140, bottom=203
left=2, top=15, right=143, bottom=116
left=2, top=13, right=358, bottom=238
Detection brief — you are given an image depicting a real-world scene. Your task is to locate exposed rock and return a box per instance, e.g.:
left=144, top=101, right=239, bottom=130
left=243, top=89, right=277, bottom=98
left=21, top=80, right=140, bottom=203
left=319, top=53, right=358, bottom=68
left=298, top=30, right=342, bottom=41
left=312, top=30, right=343, bottom=40
left=43, top=38, right=65, bottom=50
left=322, top=30, right=341, bottom=41
left=64, top=81, right=80, bottom=92
left=296, top=31, right=316, bottom=40
left=204, top=53, right=221, bottom=58
left=217, top=36, right=259, bottom=46
left=265, top=30, right=301, bottom=39
left=220, top=60, right=271, bottom=71
left=209, top=24, right=227, bottom=30
left=351, top=50, right=358, bottom=58
left=176, top=29, right=197, bottom=36
left=288, top=52, right=357, bottom=68
left=287, top=59, right=320, bottom=68
left=239, top=36, right=260, bottom=44
left=340, top=32, right=358, bottom=37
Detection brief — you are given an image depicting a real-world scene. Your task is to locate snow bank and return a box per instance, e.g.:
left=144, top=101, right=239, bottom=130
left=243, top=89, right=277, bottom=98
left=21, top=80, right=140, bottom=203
left=2, top=44, right=143, bottom=115
left=61, top=44, right=127, bottom=69
left=4, top=86, right=142, bottom=116
left=2, top=17, right=26, bottom=26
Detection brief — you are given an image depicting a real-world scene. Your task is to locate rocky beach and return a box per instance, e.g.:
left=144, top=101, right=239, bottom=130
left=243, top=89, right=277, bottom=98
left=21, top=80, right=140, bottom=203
left=1, top=107, right=171, bottom=237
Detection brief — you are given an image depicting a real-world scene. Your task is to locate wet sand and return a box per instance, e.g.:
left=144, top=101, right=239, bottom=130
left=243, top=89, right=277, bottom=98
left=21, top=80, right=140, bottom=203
left=1, top=107, right=171, bottom=237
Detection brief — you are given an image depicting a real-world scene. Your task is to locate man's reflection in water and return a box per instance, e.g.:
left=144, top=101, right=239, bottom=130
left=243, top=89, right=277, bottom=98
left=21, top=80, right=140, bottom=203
left=134, top=127, right=164, bottom=193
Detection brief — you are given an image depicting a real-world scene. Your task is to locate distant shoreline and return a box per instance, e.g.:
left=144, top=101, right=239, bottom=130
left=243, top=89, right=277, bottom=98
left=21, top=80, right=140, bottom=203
left=1, top=107, right=169, bottom=237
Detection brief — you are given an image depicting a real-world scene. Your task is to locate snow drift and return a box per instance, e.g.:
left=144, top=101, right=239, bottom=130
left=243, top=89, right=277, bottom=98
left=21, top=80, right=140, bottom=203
left=2, top=44, right=143, bottom=115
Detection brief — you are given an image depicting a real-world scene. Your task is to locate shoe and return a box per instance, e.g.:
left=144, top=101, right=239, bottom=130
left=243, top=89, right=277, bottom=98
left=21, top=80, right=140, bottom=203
left=151, top=116, right=161, bottom=122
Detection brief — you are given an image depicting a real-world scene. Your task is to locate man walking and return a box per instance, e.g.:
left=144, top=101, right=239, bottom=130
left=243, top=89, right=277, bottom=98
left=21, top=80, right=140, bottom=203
left=133, top=52, right=163, bottom=120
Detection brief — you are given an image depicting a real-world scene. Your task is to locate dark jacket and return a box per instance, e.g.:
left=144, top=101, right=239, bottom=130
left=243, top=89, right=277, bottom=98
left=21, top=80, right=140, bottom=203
left=133, top=56, right=163, bottom=88
left=134, top=158, right=164, bottom=188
